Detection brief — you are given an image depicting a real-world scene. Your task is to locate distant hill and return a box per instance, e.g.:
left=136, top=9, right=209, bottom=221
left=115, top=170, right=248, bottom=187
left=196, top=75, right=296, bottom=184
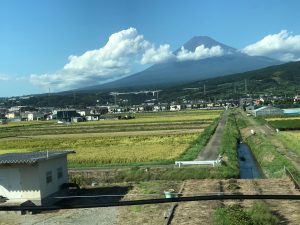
left=8, top=61, right=300, bottom=108
left=160, top=61, right=300, bottom=101
left=81, top=36, right=281, bottom=91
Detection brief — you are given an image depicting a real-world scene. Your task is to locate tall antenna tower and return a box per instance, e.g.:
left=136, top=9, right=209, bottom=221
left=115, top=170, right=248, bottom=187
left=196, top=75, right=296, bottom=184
left=203, top=84, right=206, bottom=96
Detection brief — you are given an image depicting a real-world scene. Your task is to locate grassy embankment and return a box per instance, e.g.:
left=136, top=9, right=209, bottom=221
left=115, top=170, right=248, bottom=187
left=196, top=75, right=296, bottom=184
left=276, top=131, right=300, bottom=157
left=235, top=110, right=300, bottom=182
left=266, top=115, right=300, bottom=169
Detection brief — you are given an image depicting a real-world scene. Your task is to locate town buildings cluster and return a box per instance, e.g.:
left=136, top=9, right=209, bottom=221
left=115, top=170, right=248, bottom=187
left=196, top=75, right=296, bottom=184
left=0, top=99, right=238, bottom=124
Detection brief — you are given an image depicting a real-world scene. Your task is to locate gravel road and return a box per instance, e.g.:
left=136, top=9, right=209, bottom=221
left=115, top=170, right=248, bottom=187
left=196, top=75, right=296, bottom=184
left=0, top=207, right=119, bottom=225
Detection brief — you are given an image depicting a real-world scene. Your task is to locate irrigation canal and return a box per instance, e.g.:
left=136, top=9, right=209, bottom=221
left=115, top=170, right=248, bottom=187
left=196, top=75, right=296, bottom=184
left=238, top=142, right=262, bottom=179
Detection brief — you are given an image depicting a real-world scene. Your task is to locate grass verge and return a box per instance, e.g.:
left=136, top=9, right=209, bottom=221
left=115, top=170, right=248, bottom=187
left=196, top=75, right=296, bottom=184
left=213, top=202, right=279, bottom=225
left=218, top=111, right=240, bottom=178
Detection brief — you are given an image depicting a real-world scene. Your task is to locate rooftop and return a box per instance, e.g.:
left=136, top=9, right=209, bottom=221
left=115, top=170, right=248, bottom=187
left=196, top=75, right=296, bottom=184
left=0, top=150, right=75, bottom=165
left=253, top=106, right=282, bottom=112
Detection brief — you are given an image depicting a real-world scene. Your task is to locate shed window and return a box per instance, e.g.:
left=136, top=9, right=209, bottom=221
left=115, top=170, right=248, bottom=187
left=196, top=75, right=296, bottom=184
left=57, top=167, right=63, bottom=179
left=46, top=171, right=52, bottom=184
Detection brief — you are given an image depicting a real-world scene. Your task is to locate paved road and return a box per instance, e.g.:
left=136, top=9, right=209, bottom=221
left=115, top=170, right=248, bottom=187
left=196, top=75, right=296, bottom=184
left=196, top=112, right=228, bottom=161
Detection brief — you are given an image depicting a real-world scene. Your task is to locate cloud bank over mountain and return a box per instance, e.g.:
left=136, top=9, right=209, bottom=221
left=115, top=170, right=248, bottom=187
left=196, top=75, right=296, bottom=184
left=30, top=27, right=225, bottom=90
left=29, top=28, right=300, bottom=91
left=243, top=30, right=300, bottom=62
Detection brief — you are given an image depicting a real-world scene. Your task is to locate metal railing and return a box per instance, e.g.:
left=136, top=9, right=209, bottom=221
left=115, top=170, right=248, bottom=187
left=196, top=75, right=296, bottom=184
left=175, top=160, right=221, bottom=167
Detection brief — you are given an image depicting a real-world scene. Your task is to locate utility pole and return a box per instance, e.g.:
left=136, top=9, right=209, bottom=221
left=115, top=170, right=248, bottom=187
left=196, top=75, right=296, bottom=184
left=48, top=87, right=51, bottom=107
left=233, top=83, right=237, bottom=94
left=203, top=84, right=206, bottom=96
left=73, top=91, right=76, bottom=106
left=244, top=79, right=248, bottom=95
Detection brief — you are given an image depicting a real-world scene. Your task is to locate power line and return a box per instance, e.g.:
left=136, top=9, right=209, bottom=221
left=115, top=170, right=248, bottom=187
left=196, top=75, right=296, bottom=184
left=1, top=194, right=300, bottom=212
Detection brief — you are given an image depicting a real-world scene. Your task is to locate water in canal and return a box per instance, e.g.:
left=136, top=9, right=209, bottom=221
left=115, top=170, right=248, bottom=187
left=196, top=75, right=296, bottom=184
left=238, top=143, right=262, bottom=179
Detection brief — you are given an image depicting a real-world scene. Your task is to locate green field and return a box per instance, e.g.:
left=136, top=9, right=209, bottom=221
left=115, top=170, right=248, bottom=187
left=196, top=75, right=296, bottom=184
left=0, top=110, right=221, bottom=167
left=268, top=119, right=300, bottom=130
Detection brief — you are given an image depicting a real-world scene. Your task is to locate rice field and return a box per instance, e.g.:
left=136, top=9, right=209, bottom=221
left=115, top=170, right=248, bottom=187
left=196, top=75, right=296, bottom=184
left=0, top=110, right=221, bottom=167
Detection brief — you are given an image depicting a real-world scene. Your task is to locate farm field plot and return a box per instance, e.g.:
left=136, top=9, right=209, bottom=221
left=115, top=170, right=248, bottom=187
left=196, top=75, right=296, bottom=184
left=0, top=110, right=221, bottom=167
left=268, top=119, right=300, bottom=130
left=0, top=110, right=220, bottom=138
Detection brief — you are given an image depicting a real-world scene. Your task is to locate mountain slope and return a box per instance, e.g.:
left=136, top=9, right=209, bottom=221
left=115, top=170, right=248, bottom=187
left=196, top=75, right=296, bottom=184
left=7, top=61, right=300, bottom=107
left=161, top=61, right=300, bottom=101
left=174, top=36, right=236, bottom=53
left=79, top=36, right=281, bottom=91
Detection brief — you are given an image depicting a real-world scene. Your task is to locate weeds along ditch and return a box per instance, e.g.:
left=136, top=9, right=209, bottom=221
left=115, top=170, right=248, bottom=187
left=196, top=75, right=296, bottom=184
left=217, top=111, right=240, bottom=178
left=236, top=111, right=300, bottom=183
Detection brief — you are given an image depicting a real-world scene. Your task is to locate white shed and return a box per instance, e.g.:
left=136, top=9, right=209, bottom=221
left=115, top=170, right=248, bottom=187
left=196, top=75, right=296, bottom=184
left=0, top=150, right=75, bottom=205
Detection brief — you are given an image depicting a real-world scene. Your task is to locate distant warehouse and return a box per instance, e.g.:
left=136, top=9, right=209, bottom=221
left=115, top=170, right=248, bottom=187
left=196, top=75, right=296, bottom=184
left=251, top=106, right=284, bottom=117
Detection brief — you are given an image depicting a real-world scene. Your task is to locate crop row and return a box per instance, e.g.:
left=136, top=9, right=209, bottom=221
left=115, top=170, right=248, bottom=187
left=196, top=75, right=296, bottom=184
left=0, top=133, right=199, bottom=167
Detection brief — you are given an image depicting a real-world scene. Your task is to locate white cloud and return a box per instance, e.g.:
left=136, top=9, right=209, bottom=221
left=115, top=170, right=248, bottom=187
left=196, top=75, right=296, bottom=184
left=31, top=27, right=150, bottom=90
left=0, top=74, right=10, bottom=81
left=141, top=44, right=175, bottom=64
left=30, top=27, right=225, bottom=90
left=176, top=45, right=224, bottom=61
left=242, top=30, right=300, bottom=61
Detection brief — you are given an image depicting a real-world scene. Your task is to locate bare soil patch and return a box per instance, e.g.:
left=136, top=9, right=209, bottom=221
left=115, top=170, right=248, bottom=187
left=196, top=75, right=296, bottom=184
left=171, top=178, right=300, bottom=225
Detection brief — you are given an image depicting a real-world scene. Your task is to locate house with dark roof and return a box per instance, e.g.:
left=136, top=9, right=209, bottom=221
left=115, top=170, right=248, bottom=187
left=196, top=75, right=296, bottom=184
left=0, top=150, right=75, bottom=205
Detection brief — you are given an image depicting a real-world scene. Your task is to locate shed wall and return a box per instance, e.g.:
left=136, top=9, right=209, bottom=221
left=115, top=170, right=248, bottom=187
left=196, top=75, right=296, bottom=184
left=0, top=164, right=41, bottom=204
left=38, top=156, right=68, bottom=199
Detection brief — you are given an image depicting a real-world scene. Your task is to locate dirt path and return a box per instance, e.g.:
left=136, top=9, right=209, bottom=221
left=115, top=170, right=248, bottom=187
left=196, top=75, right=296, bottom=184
left=171, top=179, right=222, bottom=225
left=196, top=112, right=228, bottom=160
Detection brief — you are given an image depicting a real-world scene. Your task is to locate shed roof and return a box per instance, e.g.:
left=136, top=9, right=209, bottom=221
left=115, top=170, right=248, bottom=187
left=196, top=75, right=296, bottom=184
left=0, top=150, right=75, bottom=165
left=253, top=106, right=282, bottom=112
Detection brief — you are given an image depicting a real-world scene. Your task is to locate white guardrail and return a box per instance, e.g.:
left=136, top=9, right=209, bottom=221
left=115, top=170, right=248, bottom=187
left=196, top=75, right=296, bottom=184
left=175, top=159, right=221, bottom=167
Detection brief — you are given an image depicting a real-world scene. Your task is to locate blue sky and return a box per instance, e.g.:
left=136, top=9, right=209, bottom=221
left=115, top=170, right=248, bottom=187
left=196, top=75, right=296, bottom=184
left=1, top=0, right=300, bottom=97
